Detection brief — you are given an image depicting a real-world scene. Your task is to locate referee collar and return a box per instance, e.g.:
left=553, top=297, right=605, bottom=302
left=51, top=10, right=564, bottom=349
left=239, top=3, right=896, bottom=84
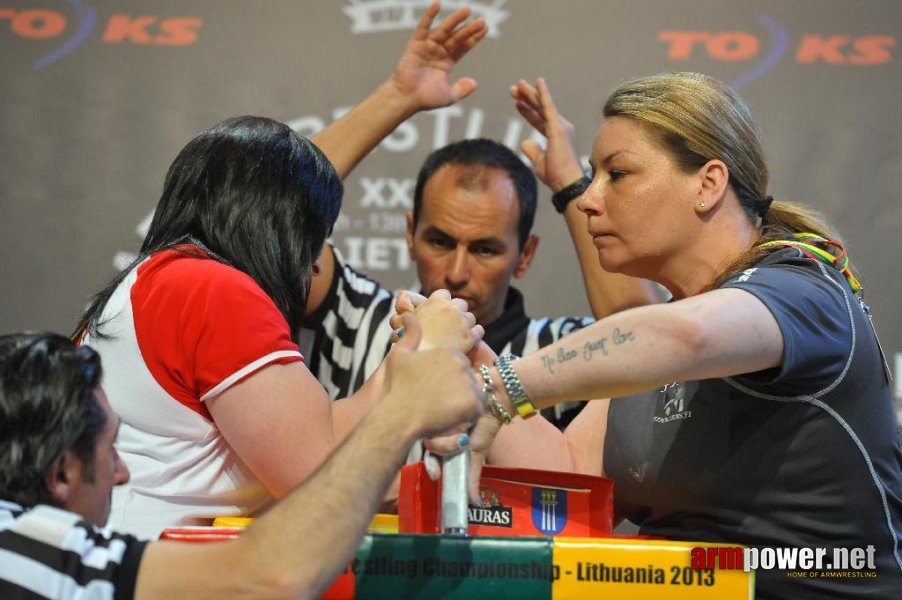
left=481, top=287, right=530, bottom=353
left=0, top=499, right=24, bottom=514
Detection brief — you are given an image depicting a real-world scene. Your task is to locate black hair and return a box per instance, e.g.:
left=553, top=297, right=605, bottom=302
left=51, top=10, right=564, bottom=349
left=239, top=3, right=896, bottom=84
left=412, top=138, right=537, bottom=249
left=73, top=116, right=343, bottom=341
left=0, top=332, right=106, bottom=508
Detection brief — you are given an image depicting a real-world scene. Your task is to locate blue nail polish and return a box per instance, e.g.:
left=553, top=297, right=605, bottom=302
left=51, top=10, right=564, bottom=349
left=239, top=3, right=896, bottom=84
left=395, top=327, right=405, bottom=338
left=458, top=433, right=470, bottom=447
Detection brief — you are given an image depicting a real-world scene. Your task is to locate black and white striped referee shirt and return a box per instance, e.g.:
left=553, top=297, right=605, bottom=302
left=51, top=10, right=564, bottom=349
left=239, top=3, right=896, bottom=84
left=0, top=500, right=147, bottom=599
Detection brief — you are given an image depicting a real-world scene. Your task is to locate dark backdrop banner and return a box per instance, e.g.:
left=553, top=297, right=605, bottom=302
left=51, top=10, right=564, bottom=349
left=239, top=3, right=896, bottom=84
left=2, top=1, right=900, bottom=417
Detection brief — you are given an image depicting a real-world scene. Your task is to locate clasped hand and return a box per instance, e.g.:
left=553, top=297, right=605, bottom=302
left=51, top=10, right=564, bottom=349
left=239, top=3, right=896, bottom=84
left=391, top=290, right=502, bottom=501
left=390, top=289, right=484, bottom=354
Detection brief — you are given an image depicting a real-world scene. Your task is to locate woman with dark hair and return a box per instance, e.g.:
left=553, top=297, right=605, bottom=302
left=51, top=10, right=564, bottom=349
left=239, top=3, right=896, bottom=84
left=73, top=116, right=355, bottom=537
left=73, top=3, right=489, bottom=537
left=76, top=115, right=342, bottom=340
left=76, top=115, right=479, bottom=538
left=429, top=75, right=902, bottom=598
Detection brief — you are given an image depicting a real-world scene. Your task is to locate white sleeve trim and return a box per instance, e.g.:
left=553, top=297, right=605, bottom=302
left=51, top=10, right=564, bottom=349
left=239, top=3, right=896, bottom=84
left=199, top=350, right=303, bottom=402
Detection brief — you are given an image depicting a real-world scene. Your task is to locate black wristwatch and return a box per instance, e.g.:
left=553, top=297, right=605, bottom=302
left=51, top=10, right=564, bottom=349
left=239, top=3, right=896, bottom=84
left=551, top=175, right=591, bottom=213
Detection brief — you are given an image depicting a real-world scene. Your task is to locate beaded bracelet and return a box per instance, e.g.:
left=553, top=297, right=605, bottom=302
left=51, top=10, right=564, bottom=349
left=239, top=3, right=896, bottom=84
left=478, top=364, right=512, bottom=425
left=494, top=354, right=537, bottom=419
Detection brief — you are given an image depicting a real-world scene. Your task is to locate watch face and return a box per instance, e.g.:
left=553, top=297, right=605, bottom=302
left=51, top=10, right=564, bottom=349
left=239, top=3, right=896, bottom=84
left=495, top=354, right=535, bottom=417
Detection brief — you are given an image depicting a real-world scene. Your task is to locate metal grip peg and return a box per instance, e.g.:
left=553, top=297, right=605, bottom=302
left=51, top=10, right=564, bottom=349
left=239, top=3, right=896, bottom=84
left=441, top=448, right=470, bottom=535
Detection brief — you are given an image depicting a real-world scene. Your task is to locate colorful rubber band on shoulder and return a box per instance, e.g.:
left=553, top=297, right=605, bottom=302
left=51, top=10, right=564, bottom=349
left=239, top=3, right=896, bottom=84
left=758, top=232, right=862, bottom=293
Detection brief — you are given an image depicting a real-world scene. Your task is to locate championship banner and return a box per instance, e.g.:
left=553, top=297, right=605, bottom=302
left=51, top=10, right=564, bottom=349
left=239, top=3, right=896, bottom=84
left=551, top=538, right=753, bottom=600
left=318, top=534, right=753, bottom=599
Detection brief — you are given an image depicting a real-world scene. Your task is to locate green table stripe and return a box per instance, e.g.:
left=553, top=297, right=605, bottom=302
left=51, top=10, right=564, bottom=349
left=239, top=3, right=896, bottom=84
left=354, top=534, right=553, bottom=599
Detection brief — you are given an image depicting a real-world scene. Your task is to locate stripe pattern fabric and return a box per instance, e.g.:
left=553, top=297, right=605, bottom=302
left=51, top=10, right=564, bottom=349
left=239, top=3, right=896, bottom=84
left=0, top=501, right=147, bottom=599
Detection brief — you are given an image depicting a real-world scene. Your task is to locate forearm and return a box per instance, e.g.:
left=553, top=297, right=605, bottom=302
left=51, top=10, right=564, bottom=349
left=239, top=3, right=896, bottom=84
left=311, top=81, right=418, bottom=179
left=235, top=340, right=481, bottom=597
left=328, top=353, right=388, bottom=443
left=239, top=399, right=418, bottom=598
left=486, top=397, right=608, bottom=477
left=487, top=414, right=575, bottom=472
left=328, top=360, right=414, bottom=508
left=137, top=400, right=416, bottom=599
left=312, top=3, right=484, bottom=179
left=330, top=387, right=378, bottom=444
left=515, top=304, right=696, bottom=406
left=494, top=290, right=783, bottom=409
left=562, top=399, right=609, bottom=477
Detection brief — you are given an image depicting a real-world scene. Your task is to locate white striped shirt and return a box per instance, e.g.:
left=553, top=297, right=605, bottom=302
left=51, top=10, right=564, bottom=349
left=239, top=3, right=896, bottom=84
left=0, top=500, right=147, bottom=599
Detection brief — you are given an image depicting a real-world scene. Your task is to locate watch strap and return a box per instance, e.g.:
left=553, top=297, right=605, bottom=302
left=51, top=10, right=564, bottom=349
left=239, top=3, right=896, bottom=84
left=551, top=175, right=591, bottom=214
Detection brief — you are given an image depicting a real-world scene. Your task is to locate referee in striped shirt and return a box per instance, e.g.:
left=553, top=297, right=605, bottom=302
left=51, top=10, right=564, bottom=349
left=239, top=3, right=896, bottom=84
left=303, top=140, right=657, bottom=429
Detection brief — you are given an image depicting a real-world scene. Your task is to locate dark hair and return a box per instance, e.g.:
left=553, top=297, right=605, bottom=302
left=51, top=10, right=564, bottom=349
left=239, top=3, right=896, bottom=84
left=74, top=116, right=343, bottom=340
left=0, top=332, right=106, bottom=508
left=412, top=138, right=537, bottom=249
left=603, top=72, right=856, bottom=288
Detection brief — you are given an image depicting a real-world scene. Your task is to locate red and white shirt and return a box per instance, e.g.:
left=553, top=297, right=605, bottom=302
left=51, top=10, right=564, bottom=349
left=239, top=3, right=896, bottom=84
left=83, top=247, right=302, bottom=538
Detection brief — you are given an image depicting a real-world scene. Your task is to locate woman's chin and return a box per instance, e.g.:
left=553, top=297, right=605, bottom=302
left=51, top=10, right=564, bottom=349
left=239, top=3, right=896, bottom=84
left=596, top=252, right=626, bottom=275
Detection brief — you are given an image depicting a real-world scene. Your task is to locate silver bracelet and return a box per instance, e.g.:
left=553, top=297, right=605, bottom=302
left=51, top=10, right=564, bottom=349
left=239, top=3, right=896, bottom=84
left=479, top=364, right=512, bottom=425
left=493, top=354, right=537, bottom=419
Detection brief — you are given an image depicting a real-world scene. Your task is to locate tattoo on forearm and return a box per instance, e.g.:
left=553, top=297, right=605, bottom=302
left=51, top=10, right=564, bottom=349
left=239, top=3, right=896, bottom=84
left=539, top=328, right=636, bottom=373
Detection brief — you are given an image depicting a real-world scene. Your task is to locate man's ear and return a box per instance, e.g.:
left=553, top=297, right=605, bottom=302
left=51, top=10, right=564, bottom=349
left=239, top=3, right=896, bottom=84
left=43, top=451, right=80, bottom=507
left=513, top=234, right=540, bottom=279
left=305, top=244, right=335, bottom=318
left=405, top=212, right=416, bottom=260
left=694, top=159, right=730, bottom=215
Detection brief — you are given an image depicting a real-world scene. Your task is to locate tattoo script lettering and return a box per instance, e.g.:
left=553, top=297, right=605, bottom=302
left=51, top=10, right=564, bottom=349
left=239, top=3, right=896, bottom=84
left=540, top=327, right=637, bottom=373
left=613, top=327, right=635, bottom=345
left=584, top=337, right=607, bottom=360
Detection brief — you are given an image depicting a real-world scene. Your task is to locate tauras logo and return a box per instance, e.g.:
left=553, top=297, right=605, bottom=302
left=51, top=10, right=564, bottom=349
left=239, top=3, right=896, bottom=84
left=469, top=488, right=512, bottom=527
left=343, top=0, right=508, bottom=37
left=468, top=504, right=513, bottom=527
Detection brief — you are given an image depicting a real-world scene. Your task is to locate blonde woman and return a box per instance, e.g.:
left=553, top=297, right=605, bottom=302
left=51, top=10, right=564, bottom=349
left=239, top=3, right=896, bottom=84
left=426, top=74, right=901, bottom=599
